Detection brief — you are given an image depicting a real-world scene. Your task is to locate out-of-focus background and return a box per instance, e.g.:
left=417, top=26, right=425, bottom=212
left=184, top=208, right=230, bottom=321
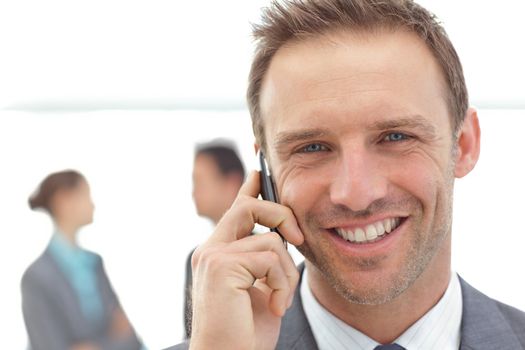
left=1, top=1, right=524, bottom=349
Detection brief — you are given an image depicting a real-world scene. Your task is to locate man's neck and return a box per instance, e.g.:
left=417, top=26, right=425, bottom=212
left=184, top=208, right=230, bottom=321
left=306, top=246, right=451, bottom=344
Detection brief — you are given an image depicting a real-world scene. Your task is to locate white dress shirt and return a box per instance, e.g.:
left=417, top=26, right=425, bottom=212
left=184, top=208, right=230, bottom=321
left=300, top=267, right=462, bottom=350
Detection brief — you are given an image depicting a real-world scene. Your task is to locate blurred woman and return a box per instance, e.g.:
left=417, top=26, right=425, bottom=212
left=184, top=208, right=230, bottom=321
left=21, top=170, right=144, bottom=350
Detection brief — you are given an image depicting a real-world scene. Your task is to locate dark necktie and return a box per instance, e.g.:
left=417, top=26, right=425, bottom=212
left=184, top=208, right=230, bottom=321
left=373, top=344, right=406, bottom=350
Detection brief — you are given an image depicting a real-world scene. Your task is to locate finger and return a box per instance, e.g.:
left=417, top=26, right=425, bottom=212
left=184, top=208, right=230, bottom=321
left=237, top=170, right=261, bottom=198
left=237, top=251, right=290, bottom=317
left=193, top=233, right=299, bottom=311
left=195, top=248, right=290, bottom=317
left=227, top=233, right=299, bottom=308
left=212, top=196, right=304, bottom=245
left=235, top=170, right=300, bottom=240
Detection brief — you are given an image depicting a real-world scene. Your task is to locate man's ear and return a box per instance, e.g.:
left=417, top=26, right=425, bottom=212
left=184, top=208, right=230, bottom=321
left=254, top=143, right=260, bottom=155
left=454, top=107, right=481, bottom=178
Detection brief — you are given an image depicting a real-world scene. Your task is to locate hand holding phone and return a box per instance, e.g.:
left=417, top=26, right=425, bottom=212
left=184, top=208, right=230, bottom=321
left=188, top=153, right=303, bottom=349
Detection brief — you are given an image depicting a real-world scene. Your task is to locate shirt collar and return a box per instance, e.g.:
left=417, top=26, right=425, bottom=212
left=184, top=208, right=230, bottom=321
left=300, top=267, right=462, bottom=350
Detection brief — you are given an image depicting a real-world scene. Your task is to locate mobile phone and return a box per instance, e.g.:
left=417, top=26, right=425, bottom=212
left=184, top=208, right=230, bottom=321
left=258, top=150, right=287, bottom=247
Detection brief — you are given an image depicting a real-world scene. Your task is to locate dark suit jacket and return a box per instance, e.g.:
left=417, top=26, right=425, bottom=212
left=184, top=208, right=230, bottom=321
left=167, top=265, right=525, bottom=350
left=21, top=248, right=143, bottom=350
left=183, top=248, right=195, bottom=339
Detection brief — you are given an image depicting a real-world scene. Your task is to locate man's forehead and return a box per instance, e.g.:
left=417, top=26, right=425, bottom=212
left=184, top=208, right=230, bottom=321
left=259, top=28, right=449, bottom=136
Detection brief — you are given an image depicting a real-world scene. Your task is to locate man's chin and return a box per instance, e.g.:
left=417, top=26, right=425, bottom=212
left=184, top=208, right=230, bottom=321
left=329, top=275, right=408, bottom=305
left=302, top=252, right=411, bottom=306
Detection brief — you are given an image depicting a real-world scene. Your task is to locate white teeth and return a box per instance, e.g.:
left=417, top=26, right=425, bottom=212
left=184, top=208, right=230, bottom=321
left=375, top=221, right=385, bottom=236
left=385, top=219, right=392, bottom=233
left=336, top=228, right=353, bottom=242
left=354, top=228, right=366, bottom=242
left=335, top=217, right=403, bottom=243
left=365, top=224, right=378, bottom=240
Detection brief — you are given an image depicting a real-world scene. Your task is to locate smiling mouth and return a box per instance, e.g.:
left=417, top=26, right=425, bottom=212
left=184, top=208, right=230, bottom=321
left=333, top=217, right=405, bottom=244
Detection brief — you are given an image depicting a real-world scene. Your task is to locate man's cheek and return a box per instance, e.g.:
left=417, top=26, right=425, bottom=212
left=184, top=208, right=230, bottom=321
left=280, top=182, right=301, bottom=211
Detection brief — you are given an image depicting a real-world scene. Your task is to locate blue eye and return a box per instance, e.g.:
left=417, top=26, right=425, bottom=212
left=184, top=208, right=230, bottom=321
left=301, top=143, right=326, bottom=153
left=383, top=132, right=409, bottom=142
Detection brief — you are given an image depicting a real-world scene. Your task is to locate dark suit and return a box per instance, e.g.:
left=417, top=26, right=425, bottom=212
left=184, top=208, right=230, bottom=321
left=183, top=248, right=195, bottom=339
left=167, top=265, right=525, bottom=350
left=21, top=248, right=143, bottom=350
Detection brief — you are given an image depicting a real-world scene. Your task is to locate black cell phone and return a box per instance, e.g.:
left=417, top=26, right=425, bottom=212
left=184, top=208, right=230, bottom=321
left=258, top=150, right=287, bottom=246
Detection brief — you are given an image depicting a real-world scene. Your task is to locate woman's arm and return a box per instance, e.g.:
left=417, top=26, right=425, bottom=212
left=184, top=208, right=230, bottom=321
left=21, top=270, right=74, bottom=350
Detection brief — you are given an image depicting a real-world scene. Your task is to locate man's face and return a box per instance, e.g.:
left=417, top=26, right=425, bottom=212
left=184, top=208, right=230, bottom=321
left=259, top=29, right=457, bottom=304
left=192, top=154, right=228, bottom=221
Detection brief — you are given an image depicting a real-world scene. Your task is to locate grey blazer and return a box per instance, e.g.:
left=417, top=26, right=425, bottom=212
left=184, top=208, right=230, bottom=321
left=167, top=266, right=525, bottom=350
left=21, top=248, right=143, bottom=350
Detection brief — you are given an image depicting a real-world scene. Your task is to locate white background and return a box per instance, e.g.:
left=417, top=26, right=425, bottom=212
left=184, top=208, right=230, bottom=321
left=0, top=1, right=524, bottom=349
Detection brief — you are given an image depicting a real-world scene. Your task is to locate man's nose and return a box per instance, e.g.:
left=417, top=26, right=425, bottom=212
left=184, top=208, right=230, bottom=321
left=329, top=150, right=388, bottom=212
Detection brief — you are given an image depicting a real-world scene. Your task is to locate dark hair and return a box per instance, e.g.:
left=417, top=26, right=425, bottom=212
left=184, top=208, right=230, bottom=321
left=28, top=170, right=86, bottom=214
left=195, top=141, right=246, bottom=180
left=247, top=0, right=468, bottom=150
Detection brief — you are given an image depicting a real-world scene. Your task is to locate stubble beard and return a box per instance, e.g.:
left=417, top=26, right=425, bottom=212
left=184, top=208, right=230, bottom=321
left=297, top=192, right=453, bottom=306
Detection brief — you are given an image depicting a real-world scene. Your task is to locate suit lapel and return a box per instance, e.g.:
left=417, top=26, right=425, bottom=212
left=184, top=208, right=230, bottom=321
left=277, top=268, right=524, bottom=350
left=276, top=263, right=318, bottom=350
left=459, top=276, right=522, bottom=350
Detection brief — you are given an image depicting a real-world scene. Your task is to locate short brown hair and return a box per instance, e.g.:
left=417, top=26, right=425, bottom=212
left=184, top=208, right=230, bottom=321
left=247, top=0, right=468, bottom=149
left=196, top=140, right=246, bottom=180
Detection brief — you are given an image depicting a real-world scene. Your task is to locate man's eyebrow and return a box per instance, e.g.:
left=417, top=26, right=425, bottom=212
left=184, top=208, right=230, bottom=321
left=273, top=116, right=437, bottom=148
left=370, top=115, right=437, bottom=135
left=274, top=129, right=329, bottom=148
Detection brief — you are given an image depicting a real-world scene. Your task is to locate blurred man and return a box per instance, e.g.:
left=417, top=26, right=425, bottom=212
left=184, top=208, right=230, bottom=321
left=169, top=0, right=525, bottom=349
left=192, top=142, right=246, bottom=225
left=183, top=141, right=245, bottom=338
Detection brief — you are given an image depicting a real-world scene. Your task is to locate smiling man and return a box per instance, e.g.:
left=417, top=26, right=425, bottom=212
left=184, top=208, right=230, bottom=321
left=168, top=1, right=525, bottom=349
